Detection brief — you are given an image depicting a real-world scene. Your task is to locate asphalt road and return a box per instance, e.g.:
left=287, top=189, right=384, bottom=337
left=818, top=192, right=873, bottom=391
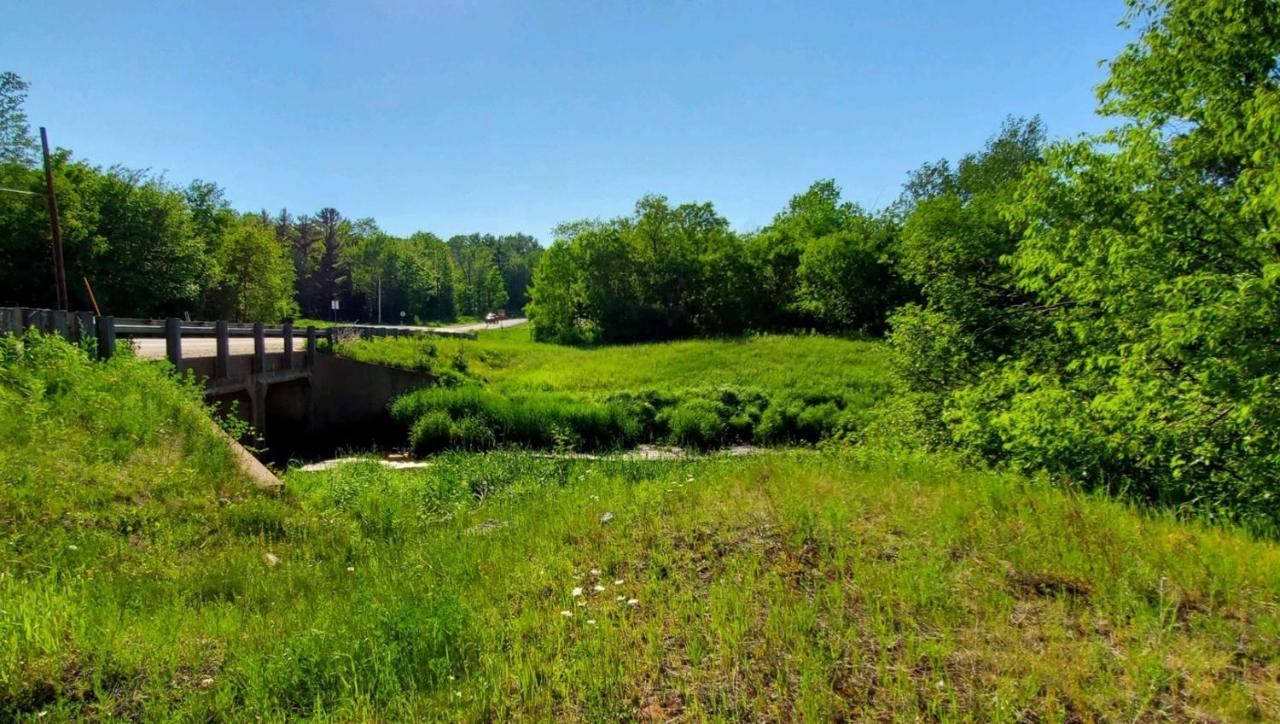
left=131, top=317, right=526, bottom=359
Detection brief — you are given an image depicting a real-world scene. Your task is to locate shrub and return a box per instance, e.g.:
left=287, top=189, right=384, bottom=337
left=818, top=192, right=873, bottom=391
left=410, top=411, right=455, bottom=455
left=664, top=398, right=726, bottom=449
left=451, top=415, right=496, bottom=451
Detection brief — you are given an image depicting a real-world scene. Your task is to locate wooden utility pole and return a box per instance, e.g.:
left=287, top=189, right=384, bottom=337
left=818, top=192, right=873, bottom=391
left=40, top=127, right=69, bottom=311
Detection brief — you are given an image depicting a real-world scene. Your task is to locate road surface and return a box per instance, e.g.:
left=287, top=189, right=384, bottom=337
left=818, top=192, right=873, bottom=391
left=132, top=317, right=527, bottom=359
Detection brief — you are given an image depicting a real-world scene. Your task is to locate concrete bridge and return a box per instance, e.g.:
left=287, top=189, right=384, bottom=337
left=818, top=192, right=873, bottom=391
left=0, top=307, right=472, bottom=460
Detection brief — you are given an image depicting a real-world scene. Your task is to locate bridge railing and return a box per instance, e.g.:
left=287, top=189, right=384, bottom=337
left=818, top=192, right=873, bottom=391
left=0, top=307, right=329, bottom=375
left=1, top=307, right=475, bottom=372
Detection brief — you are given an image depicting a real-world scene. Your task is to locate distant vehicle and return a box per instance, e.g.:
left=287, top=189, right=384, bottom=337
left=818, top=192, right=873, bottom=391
left=485, top=312, right=498, bottom=325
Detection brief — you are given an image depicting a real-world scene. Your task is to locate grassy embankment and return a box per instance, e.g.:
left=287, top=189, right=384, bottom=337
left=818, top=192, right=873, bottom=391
left=336, top=326, right=893, bottom=453
left=2, top=332, right=1279, bottom=720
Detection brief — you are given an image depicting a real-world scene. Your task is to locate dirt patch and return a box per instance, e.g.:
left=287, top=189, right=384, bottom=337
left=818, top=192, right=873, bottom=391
left=1011, top=571, right=1093, bottom=599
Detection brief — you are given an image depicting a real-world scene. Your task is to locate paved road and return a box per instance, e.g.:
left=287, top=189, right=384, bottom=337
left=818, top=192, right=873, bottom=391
left=132, top=317, right=527, bottom=359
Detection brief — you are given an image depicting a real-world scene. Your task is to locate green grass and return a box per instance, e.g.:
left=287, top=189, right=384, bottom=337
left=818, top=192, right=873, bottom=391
left=340, top=327, right=893, bottom=453
left=431, top=325, right=890, bottom=397
left=6, top=334, right=1280, bottom=720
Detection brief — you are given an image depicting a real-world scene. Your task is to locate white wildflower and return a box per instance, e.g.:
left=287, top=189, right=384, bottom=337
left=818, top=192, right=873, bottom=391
left=600, top=511, right=614, bottom=523
left=560, top=610, right=573, bottom=617
left=627, top=598, right=639, bottom=606
left=572, top=586, right=583, bottom=597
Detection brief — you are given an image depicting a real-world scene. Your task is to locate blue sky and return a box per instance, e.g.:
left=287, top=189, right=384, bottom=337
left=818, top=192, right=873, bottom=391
left=3, top=1, right=1131, bottom=240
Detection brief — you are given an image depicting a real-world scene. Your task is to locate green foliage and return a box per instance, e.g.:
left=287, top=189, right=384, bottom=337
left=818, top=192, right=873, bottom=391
left=529, top=184, right=911, bottom=343
left=662, top=397, right=726, bottom=449
left=447, top=233, right=535, bottom=316
left=887, top=1, right=1280, bottom=531
left=207, top=215, right=299, bottom=321
left=409, top=410, right=455, bottom=453
left=0, top=71, right=35, bottom=165
left=344, top=328, right=890, bottom=453
left=760, top=180, right=912, bottom=332
left=381, top=333, right=886, bottom=454
left=392, top=386, right=644, bottom=454
left=0, top=156, right=214, bottom=316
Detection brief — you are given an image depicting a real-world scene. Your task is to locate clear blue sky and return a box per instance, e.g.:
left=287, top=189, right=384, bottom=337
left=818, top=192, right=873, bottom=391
left=3, top=1, right=1131, bottom=240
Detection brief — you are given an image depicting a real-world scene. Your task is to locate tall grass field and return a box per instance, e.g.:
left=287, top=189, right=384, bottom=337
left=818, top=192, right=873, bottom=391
left=2, top=332, right=1278, bottom=720
left=341, top=327, right=894, bottom=453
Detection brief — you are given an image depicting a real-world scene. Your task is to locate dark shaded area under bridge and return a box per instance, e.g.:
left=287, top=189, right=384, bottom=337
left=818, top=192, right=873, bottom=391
left=184, top=350, right=431, bottom=463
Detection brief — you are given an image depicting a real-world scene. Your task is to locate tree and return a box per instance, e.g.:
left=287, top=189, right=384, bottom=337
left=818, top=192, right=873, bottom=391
left=920, top=0, right=1280, bottom=530
left=213, top=215, right=298, bottom=321
left=0, top=72, right=35, bottom=166
left=527, top=240, right=584, bottom=342
left=772, top=181, right=911, bottom=332
left=83, top=169, right=208, bottom=316
left=415, top=232, right=459, bottom=321
left=887, top=117, right=1048, bottom=396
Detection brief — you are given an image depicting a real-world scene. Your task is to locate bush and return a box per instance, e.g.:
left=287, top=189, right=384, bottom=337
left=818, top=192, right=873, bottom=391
left=410, top=411, right=455, bottom=455
left=392, top=382, right=858, bottom=454
left=664, top=398, right=726, bottom=449
left=451, top=415, right=496, bottom=451
left=393, top=385, right=646, bottom=453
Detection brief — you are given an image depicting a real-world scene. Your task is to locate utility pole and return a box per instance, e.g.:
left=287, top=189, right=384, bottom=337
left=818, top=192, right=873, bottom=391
left=40, top=127, right=69, bottom=311
left=377, top=276, right=382, bottom=325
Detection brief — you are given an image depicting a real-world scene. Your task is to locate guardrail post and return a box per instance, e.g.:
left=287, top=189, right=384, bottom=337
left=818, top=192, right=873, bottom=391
left=215, top=320, right=230, bottom=379
left=253, top=322, right=265, bottom=374
left=325, top=328, right=334, bottom=348
left=51, top=310, right=68, bottom=340
left=97, top=316, right=115, bottom=359
left=165, top=317, right=182, bottom=368
left=0, top=307, right=18, bottom=335
left=282, top=322, right=294, bottom=369
left=306, top=326, right=317, bottom=367
left=71, top=312, right=93, bottom=343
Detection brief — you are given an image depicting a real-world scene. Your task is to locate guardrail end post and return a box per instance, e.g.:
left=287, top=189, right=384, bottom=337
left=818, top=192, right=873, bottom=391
left=97, top=316, right=115, bottom=360
left=165, top=317, right=183, bottom=369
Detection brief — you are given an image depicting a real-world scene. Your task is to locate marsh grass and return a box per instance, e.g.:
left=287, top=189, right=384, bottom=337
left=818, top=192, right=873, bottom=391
left=354, top=328, right=892, bottom=453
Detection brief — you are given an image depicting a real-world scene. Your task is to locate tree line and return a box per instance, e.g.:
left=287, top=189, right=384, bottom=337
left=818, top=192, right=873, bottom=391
left=528, top=179, right=911, bottom=344
left=527, top=0, right=1279, bottom=531
left=0, top=78, right=541, bottom=324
